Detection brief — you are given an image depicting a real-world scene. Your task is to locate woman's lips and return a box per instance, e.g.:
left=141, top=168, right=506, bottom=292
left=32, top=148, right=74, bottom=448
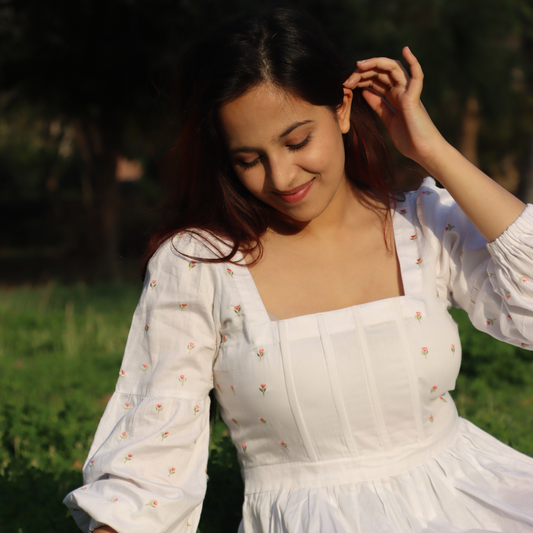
left=275, top=178, right=314, bottom=204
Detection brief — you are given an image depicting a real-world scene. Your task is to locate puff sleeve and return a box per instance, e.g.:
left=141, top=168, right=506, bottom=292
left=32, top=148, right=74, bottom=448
left=63, top=235, right=221, bottom=533
left=417, top=177, right=533, bottom=349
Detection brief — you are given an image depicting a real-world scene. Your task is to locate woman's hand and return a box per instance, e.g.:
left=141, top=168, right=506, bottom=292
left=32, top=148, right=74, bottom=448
left=343, top=47, right=446, bottom=167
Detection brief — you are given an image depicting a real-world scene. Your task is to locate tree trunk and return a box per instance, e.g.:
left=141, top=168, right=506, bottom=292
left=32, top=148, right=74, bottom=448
left=458, top=96, right=480, bottom=167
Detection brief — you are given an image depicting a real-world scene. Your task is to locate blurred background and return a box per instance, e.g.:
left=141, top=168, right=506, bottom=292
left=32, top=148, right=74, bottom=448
left=1, top=0, right=533, bottom=531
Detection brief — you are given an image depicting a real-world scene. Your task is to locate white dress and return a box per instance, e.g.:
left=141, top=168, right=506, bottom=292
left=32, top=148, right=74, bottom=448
left=64, top=178, right=533, bottom=533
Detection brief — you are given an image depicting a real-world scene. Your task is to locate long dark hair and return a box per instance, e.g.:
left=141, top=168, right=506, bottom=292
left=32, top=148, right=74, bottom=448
left=143, top=6, right=399, bottom=272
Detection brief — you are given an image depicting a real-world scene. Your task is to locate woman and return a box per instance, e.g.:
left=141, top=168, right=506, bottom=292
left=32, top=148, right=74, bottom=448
left=64, top=7, right=533, bottom=533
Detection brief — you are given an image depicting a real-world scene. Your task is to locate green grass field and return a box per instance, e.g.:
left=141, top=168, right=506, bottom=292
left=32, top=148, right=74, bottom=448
left=1, top=283, right=532, bottom=532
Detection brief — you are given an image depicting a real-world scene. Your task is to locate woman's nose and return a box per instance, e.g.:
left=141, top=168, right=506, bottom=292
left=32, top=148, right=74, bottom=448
left=265, top=154, right=298, bottom=192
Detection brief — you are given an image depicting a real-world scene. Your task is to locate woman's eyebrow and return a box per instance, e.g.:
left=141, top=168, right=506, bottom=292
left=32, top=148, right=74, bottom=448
left=229, top=120, right=314, bottom=154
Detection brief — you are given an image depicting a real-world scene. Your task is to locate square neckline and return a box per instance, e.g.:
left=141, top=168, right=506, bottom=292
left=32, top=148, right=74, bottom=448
left=236, top=200, right=416, bottom=324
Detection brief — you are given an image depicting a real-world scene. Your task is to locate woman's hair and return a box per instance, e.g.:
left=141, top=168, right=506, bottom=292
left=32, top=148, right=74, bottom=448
left=143, top=6, right=398, bottom=272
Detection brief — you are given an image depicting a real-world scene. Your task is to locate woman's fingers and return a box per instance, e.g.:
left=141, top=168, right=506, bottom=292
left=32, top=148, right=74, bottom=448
left=361, top=88, right=395, bottom=124
left=402, top=46, right=424, bottom=99
left=354, top=77, right=390, bottom=97
left=356, top=57, right=409, bottom=87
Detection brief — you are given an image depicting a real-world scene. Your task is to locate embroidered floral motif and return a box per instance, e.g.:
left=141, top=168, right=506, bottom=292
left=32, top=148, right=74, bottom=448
left=145, top=323, right=149, bottom=332
left=124, top=454, right=133, bottom=463
left=156, top=403, right=163, bottom=414
left=216, top=384, right=223, bottom=394
left=89, top=460, right=95, bottom=468
left=486, top=318, right=496, bottom=326
left=109, top=497, right=118, bottom=503
left=146, top=499, right=158, bottom=507
left=82, top=486, right=87, bottom=490
left=429, top=414, right=434, bottom=423
left=177, top=232, right=184, bottom=239
left=488, top=272, right=494, bottom=278
left=150, top=280, right=157, bottom=290
left=242, top=444, right=247, bottom=454
left=439, top=395, right=447, bottom=403
left=119, top=369, right=126, bottom=378
left=234, top=305, right=242, bottom=316
left=416, top=258, right=423, bottom=267
left=415, top=312, right=422, bottom=322
left=257, top=349, right=265, bottom=361
left=169, top=467, right=176, bottom=477
left=119, top=431, right=127, bottom=441
left=161, top=431, right=169, bottom=441
left=187, top=342, right=195, bottom=354
left=399, top=209, right=407, bottom=216
left=422, top=189, right=433, bottom=195
left=451, top=344, right=455, bottom=355
left=504, top=290, right=511, bottom=300
left=445, top=223, right=455, bottom=231
left=508, top=314, right=512, bottom=320
left=231, top=418, right=240, bottom=427
left=430, top=385, right=438, bottom=393
left=226, top=268, right=234, bottom=278
left=179, top=375, right=187, bottom=386
left=142, top=363, right=149, bottom=374
left=280, top=441, right=290, bottom=451
left=194, top=405, right=200, bottom=415
left=222, top=335, right=227, bottom=344
left=410, top=234, right=418, bottom=241
left=259, top=384, right=267, bottom=396
left=519, top=276, right=527, bottom=283
left=179, top=303, right=188, bottom=310
left=231, top=385, right=236, bottom=395
left=460, top=250, right=464, bottom=257
left=421, top=347, right=428, bottom=358
left=521, top=342, right=530, bottom=348
left=259, top=417, right=268, bottom=426
left=436, top=290, right=440, bottom=298
left=124, top=402, right=131, bottom=410
left=189, top=261, right=197, bottom=270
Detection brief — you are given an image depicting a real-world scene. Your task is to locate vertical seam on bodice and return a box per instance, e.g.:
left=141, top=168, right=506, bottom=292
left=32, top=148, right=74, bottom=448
left=351, top=307, right=393, bottom=451
left=278, top=321, right=319, bottom=462
left=316, top=315, right=360, bottom=457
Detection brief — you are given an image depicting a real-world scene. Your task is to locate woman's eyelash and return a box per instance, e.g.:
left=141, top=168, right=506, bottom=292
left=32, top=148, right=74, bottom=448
left=237, top=135, right=311, bottom=170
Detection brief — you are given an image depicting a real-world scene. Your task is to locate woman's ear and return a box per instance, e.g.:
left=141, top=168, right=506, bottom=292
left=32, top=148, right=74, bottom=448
left=336, top=88, right=353, bottom=134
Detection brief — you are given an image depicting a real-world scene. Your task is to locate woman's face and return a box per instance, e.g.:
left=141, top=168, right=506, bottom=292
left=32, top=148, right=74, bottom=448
left=219, top=83, right=353, bottom=225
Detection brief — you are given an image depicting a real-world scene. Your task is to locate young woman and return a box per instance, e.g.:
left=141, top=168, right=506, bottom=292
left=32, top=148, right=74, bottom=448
left=64, top=7, right=533, bottom=533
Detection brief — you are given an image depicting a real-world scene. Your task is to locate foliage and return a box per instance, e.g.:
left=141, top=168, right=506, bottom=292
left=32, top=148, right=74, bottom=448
left=0, top=285, right=532, bottom=532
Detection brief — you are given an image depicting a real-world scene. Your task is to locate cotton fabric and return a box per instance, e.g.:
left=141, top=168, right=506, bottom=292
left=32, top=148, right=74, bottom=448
left=64, top=178, right=533, bottom=532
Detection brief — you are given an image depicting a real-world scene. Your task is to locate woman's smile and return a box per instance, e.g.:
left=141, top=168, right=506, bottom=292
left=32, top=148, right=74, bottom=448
left=274, top=177, right=315, bottom=203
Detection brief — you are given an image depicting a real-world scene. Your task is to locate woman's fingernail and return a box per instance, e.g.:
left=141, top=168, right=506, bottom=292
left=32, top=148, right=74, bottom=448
left=357, top=59, right=366, bottom=64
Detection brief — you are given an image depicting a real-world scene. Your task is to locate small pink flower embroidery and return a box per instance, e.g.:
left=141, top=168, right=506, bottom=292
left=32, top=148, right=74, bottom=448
left=488, top=272, right=494, bottom=278
left=280, top=441, right=290, bottom=451
left=521, top=342, right=530, bottom=348
left=259, top=384, right=267, bottom=396
left=430, top=385, right=438, bottom=394
left=226, top=268, right=234, bottom=278
left=399, top=209, right=407, bottom=216
left=234, top=305, right=242, bottom=316
left=504, top=290, right=511, bottom=300
left=169, top=467, right=176, bottom=477
left=145, top=323, right=149, bottom=332
left=187, top=342, right=195, bottom=354
left=519, top=276, right=527, bottom=283
left=421, top=347, right=428, bottom=358
left=89, top=460, right=95, bottom=468
left=179, top=303, right=188, bottom=310
left=415, top=312, right=422, bottom=322
left=416, top=257, right=423, bottom=267
left=486, top=318, right=496, bottom=326
left=436, top=289, right=440, bottom=298
left=410, top=234, right=418, bottom=241
left=161, top=431, right=169, bottom=441
left=257, top=349, right=264, bottom=361
left=179, top=375, right=187, bottom=386
left=142, top=363, right=149, bottom=373
left=231, top=385, right=236, bottom=395
left=124, top=454, right=133, bottom=463
left=445, top=223, right=455, bottom=231
left=242, top=444, right=247, bottom=454
left=156, top=403, right=163, bottom=414
left=451, top=344, right=455, bottom=354
left=231, top=418, right=240, bottom=427
left=124, top=402, right=131, bottom=410
left=422, top=189, right=433, bottom=195
left=216, top=383, right=223, bottom=394
left=178, top=232, right=184, bottom=239
left=150, top=280, right=157, bottom=290
left=439, top=395, right=448, bottom=403
left=109, top=497, right=118, bottom=503
left=187, top=521, right=192, bottom=527
left=259, top=417, right=268, bottom=426
left=82, top=486, right=87, bottom=490
left=194, top=405, right=200, bottom=415
left=189, top=261, right=197, bottom=270
left=508, top=314, right=512, bottom=320
left=222, top=335, right=227, bottom=344
left=210, top=373, right=214, bottom=383
left=119, top=431, right=127, bottom=441
left=119, top=369, right=126, bottom=378
left=146, top=499, right=158, bottom=507
left=429, top=414, right=434, bottom=423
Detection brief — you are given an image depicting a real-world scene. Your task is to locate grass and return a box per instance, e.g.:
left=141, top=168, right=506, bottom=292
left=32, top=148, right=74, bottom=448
left=0, top=283, right=532, bottom=532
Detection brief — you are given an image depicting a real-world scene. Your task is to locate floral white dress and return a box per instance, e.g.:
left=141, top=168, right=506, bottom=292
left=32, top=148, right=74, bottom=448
left=64, top=178, right=533, bottom=533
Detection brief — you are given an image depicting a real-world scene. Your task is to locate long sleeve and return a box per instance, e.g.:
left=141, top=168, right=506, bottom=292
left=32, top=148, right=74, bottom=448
left=63, top=235, right=221, bottom=533
left=417, top=177, right=533, bottom=349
